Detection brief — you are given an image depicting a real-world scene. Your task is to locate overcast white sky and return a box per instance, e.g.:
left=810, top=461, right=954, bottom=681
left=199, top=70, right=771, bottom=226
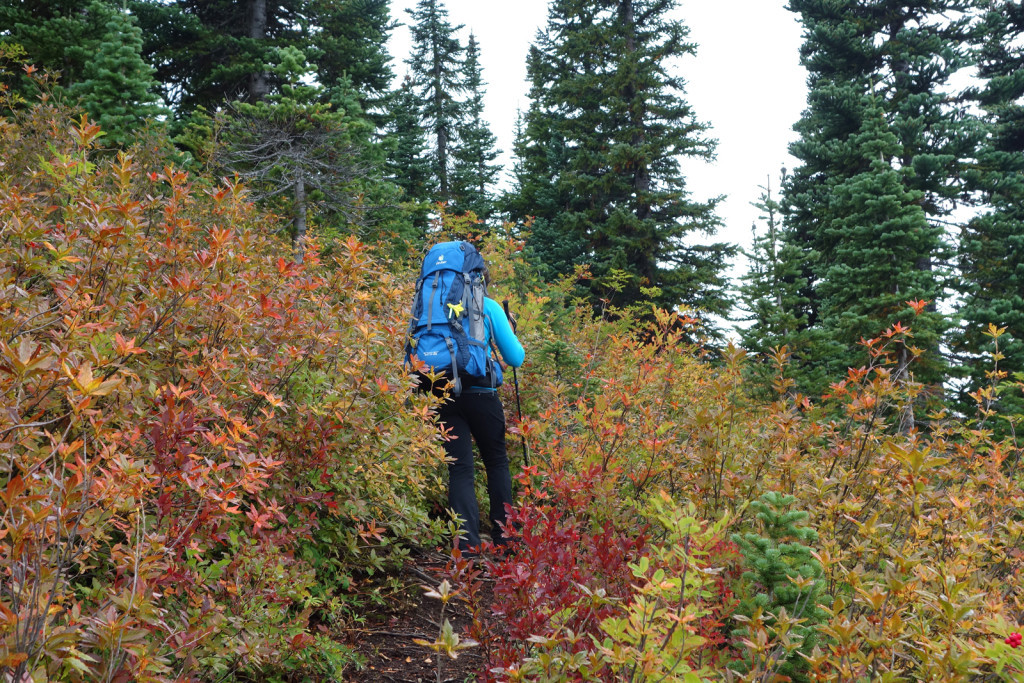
left=386, top=0, right=809, bottom=262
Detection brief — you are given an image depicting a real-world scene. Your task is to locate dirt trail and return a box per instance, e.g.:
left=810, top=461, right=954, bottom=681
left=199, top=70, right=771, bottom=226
left=344, top=550, right=491, bottom=682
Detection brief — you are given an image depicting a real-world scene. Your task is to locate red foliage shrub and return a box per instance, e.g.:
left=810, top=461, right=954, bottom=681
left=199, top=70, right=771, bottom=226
left=480, top=467, right=646, bottom=677
left=455, top=465, right=739, bottom=681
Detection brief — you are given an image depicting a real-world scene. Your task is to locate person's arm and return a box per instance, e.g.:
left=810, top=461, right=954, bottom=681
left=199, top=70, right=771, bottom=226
left=484, top=297, right=524, bottom=368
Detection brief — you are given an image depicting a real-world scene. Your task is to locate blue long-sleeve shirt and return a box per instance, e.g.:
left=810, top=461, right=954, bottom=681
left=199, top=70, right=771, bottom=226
left=483, top=297, right=524, bottom=368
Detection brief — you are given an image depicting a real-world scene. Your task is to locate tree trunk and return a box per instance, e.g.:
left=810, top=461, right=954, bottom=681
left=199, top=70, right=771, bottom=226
left=620, top=0, right=654, bottom=282
left=247, top=0, right=269, bottom=101
left=434, top=64, right=448, bottom=198
left=293, top=176, right=306, bottom=264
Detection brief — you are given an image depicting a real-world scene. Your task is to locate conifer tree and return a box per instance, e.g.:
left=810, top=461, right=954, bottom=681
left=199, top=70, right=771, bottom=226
left=384, top=74, right=434, bottom=232
left=780, top=0, right=973, bottom=391
left=780, top=0, right=873, bottom=355
left=733, top=492, right=826, bottom=683
left=0, top=0, right=105, bottom=88
left=67, top=1, right=168, bottom=147
left=738, top=175, right=831, bottom=393
left=216, top=46, right=377, bottom=260
left=306, top=0, right=394, bottom=124
left=508, top=0, right=732, bottom=316
left=405, top=0, right=464, bottom=202
left=955, top=0, right=1024, bottom=409
left=819, top=103, right=945, bottom=382
left=450, top=33, right=500, bottom=223
left=739, top=176, right=803, bottom=352
left=130, top=0, right=308, bottom=112
left=129, top=0, right=399, bottom=129
left=1, top=0, right=171, bottom=127
left=503, top=45, right=585, bottom=280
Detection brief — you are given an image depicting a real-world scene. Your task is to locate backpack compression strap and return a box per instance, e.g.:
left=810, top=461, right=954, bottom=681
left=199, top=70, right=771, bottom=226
left=444, top=335, right=461, bottom=395
left=426, top=272, right=440, bottom=332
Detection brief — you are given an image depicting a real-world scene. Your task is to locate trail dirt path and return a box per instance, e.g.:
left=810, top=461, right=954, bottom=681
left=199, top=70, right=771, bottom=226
left=344, top=549, right=492, bottom=682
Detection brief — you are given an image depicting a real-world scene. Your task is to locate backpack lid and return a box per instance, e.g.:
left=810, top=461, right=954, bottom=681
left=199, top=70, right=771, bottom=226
left=421, top=241, right=486, bottom=276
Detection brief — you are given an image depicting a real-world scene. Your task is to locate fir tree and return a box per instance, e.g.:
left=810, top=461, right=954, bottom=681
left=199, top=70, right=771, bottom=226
left=0, top=0, right=106, bottom=89
left=781, top=0, right=874, bottom=363
left=733, top=492, right=826, bottom=683
left=384, top=74, right=434, bottom=233
left=67, top=1, right=168, bottom=147
left=509, top=0, right=733, bottom=316
left=820, top=104, right=945, bottom=383
left=129, top=0, right=399, bottom=140
left=306, top=0, right=394, bottom=125
left=739, top=175, right=799, bottom=351
left=215, top=46, right=377, bottom=261
left=405, top=0, right=464, bottom=202
left=781, top=0, right=973, bottom=392
left=738, top=174, right=831, bottom=394
left=450, top=32, right=500, bottom=224
left=0, top=0, right=172, bottom=130
left=955, top=0, right=1024, bottom=414
left=503, top=45, right=585, bottom=280
left=130, top=0, right=308, bottom=112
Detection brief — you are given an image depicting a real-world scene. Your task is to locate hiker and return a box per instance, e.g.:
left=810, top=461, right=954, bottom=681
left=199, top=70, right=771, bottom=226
left=406, top=242, right=524, bottom=552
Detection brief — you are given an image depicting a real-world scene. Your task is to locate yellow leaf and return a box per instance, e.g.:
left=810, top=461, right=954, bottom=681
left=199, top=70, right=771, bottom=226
left=90, top=377, right=122, bottom=396
left=68, top=361, right=121, bottom=397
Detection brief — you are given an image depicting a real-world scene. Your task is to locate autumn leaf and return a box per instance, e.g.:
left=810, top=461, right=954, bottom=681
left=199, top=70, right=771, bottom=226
left=65, top=361, right=122, bottom=397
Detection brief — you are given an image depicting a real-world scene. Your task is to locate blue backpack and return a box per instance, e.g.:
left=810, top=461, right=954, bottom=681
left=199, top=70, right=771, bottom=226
left=405, top=241, right=503, bottom=395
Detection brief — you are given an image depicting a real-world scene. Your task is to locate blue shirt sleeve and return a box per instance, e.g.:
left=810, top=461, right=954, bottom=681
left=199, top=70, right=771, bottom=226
left=484, top=297, right=524, bottom=368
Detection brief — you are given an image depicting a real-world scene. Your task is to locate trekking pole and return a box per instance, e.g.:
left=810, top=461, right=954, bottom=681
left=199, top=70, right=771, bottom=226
left=502, top=299, right=529, bottom=467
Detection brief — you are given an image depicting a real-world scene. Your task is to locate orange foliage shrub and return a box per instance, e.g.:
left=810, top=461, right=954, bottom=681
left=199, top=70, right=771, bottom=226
left=5, top=86, right=1024, bottom=682
left=471, top=263, right=1024, bottom=681
left=0, top=98, right=447, bottom=679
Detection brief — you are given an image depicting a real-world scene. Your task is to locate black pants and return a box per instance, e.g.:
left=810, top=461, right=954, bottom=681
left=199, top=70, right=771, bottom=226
left=437, top=391, right=513, bottom=550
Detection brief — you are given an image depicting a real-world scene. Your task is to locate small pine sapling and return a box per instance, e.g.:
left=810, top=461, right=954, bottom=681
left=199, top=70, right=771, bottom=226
left=731, top=492, right=826, bottom=682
